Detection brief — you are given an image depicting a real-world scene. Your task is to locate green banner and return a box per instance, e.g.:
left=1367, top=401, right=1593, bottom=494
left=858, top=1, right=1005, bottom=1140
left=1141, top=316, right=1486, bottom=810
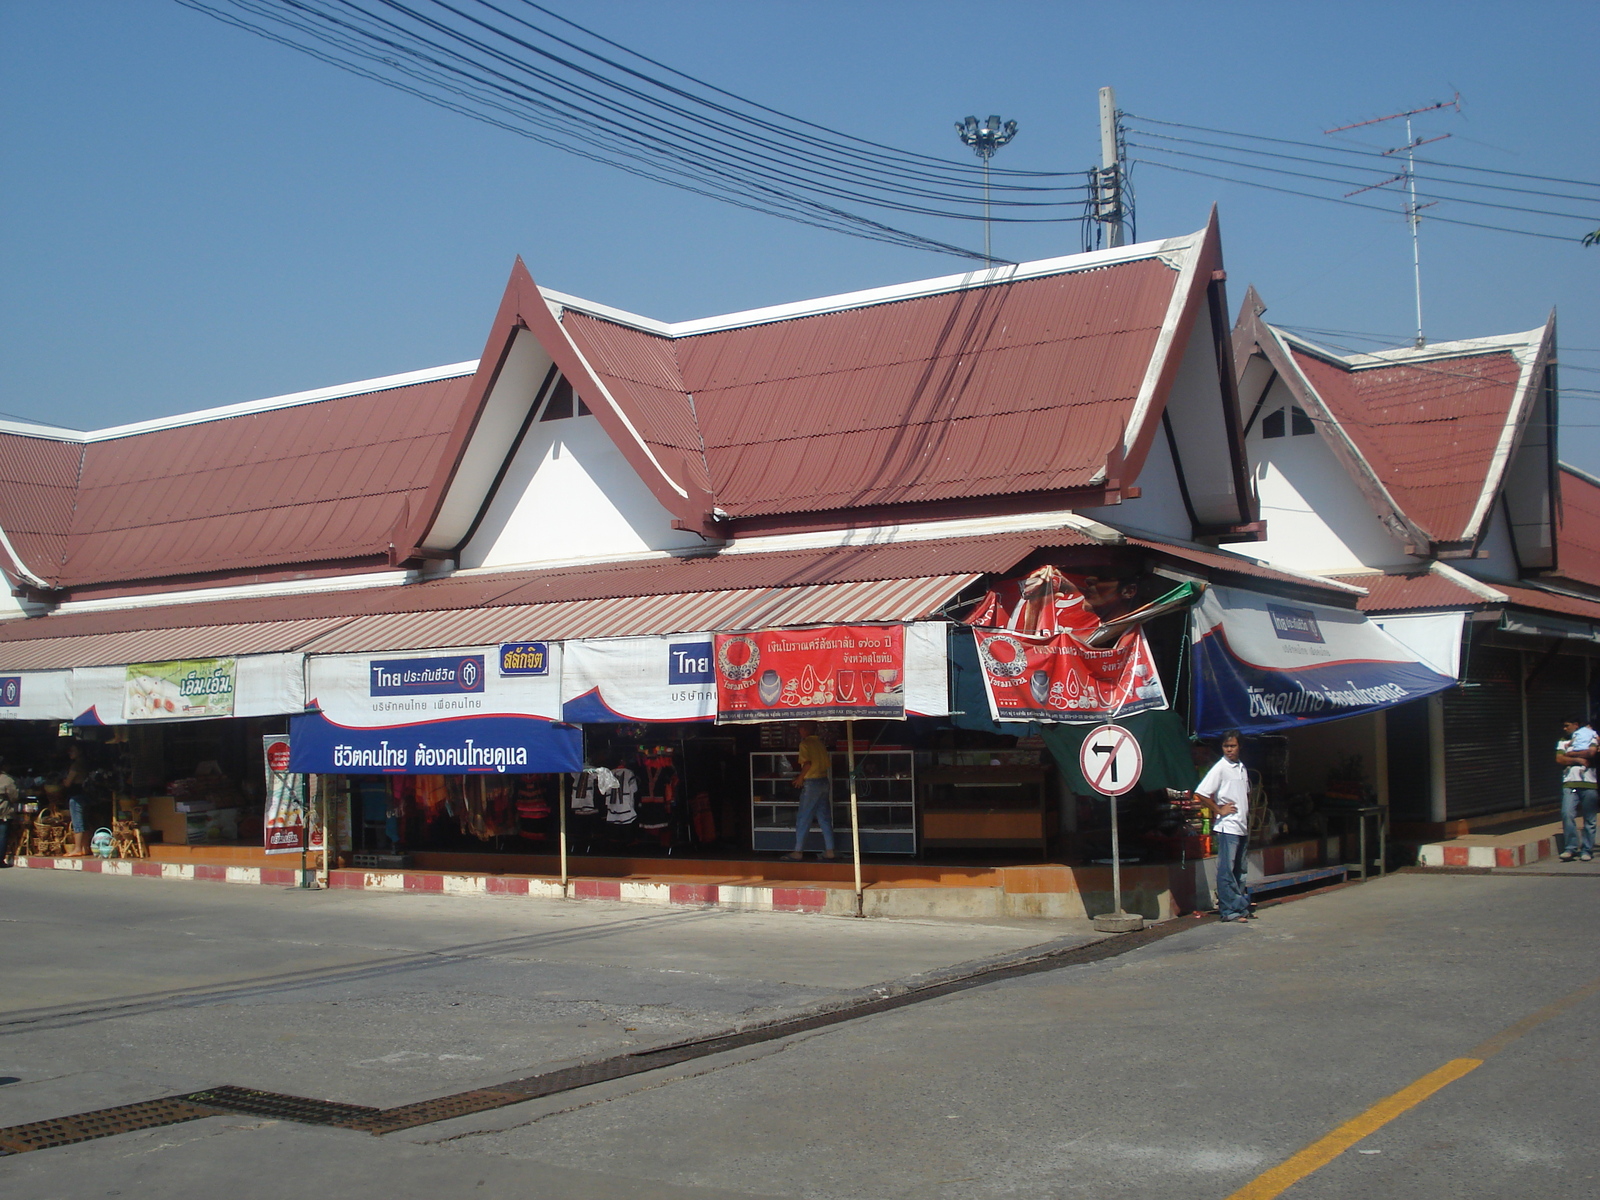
left=124, top=658, right=237, bottom=720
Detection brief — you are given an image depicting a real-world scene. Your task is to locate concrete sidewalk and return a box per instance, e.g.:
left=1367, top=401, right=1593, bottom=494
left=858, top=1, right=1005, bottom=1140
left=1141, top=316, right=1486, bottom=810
left=1415, top=819, right=1563, bottom=868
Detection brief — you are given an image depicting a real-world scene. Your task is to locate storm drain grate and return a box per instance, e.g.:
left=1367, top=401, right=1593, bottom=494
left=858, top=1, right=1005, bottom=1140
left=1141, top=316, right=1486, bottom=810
left=184, top=1086, right=381, bottom=1126
left=352, top=1089, right=530, bottom=1133
left=1, top=916, right=1207, bottom=1152
left=0, top=1097, right=222, bottom=1155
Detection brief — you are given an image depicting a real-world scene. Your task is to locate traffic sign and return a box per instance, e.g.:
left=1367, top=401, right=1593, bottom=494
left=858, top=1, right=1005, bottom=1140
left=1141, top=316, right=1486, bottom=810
left=1079, top=723, right=1143, bottom=797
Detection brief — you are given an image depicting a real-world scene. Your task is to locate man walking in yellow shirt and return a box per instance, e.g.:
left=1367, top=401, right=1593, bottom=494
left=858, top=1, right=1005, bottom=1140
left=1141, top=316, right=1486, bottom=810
left=781, top=722, right=836, bottom=862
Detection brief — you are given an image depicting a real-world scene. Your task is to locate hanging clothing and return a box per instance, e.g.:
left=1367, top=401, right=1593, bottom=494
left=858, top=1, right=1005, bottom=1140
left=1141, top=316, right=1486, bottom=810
left=604, top=768, right=639, bottom=825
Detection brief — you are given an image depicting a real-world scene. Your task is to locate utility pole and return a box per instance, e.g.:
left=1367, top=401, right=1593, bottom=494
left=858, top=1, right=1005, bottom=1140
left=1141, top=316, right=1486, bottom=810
left=956, top=114, right=1019, bottom=266
left=1097, top=87, right=1125, bottom=248
left=1327, top=95, right=1459, bottom=348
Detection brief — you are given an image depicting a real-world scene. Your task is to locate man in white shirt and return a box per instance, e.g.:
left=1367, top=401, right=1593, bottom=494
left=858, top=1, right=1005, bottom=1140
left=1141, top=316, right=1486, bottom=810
left=1195, top=731, right=1252, bottom=922
left=1556, top=715, right=1597, bottom=862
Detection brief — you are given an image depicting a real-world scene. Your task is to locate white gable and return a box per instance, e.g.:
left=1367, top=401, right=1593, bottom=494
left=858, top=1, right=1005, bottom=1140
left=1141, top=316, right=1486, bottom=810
left=1077, top=413, right=1193, bottom=541
left=459, top=412, right=706, bottom=570
left=1242, top=377, right=1410, bottom=573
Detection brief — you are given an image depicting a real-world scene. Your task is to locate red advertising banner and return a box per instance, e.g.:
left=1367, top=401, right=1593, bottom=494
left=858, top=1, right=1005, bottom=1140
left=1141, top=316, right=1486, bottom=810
left=714, top=626, right=905, bottom=722
left=974, top=626, right=1167, bottom=723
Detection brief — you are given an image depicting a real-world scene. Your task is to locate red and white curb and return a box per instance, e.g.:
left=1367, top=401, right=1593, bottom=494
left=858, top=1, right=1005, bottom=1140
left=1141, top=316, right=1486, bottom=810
left=12, top=856, right=837, bottom=915
left=1416, top=833, right=1561, bottom=869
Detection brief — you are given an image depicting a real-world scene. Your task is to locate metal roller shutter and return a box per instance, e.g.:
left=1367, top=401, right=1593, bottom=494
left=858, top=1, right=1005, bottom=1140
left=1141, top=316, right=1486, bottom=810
left=1526, top=655, right=1587, bottom=810
left=1443, top=645, right=1523, bottom=819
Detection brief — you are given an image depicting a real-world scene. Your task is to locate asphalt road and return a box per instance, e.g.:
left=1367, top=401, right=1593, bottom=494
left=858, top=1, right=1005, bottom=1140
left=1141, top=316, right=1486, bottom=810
left=1, top=866, right=1596, bottom=1199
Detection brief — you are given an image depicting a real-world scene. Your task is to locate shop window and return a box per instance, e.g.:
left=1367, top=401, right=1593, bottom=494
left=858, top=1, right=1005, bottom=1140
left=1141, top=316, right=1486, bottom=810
left=538, top=377, right=592, bottom=421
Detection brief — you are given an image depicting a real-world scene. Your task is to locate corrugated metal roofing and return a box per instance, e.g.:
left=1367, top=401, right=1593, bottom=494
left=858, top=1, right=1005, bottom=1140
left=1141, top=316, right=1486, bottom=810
left=0, top=617, right=352, bottom=672
left=1554, top=467, right=1600, bottom=588
left=298, top=575, right=976, bottom=655
left=0, top=431, right=82, bottom=579
left=0, top=376, right=473, bottom=592
left=1289, top=347, right=1525, bottom=544
left=559, top=257, right=1180, bottom=521
left=1122, top=538, right=1361, bottom=599
left=1497, top=583, right=1600, bottom=623
left=1328, top=571, right=1490, bottom=612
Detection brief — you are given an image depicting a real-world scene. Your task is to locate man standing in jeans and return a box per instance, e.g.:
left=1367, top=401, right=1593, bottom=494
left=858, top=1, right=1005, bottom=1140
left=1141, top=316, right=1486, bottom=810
left=1556, top=715, right=1597, bottom=862
left=1196, top=731, right=1252, bottom=921
left=781, top=722, right=836, bottom=862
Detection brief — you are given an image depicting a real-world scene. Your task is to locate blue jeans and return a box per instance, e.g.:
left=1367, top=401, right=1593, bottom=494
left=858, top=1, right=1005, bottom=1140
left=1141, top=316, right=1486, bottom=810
left=1215, top=832, right=1251, bottom=919
left=1561, top=787, right=1597, bottom=855
left=793, top=779, right=834, bottom=852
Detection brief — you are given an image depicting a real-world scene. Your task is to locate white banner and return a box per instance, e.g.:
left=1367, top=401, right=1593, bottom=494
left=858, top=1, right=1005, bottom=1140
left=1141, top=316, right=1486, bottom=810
left=306, top=644, right=563, bottom=727
left=72, top=653, right=306, bottom=725
left=0, top=670, right=74, bottom=721
left=1372, top=611, right=1466, bottom=680
left=561, top=623, right=949, bottom=723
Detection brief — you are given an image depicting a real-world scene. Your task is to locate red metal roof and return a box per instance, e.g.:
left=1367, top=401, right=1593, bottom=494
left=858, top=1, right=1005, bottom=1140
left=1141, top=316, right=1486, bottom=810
left=1554, top=467, right=1600, bottom=588
left=1123, top=538, right=1361, bottom=601
left=553, top=256, right=1184, bottom=523
left=1288, top=346, right=1526, bottom=544
left=1328, top=570, right=1490, bottom=612
left=680, top=260, right=1179, bottom=517
left=0, top=431, right=82, bottom=580
left=0, top=375, right=473, bottom=592
left=1497, top=582, right=1600, bottom=623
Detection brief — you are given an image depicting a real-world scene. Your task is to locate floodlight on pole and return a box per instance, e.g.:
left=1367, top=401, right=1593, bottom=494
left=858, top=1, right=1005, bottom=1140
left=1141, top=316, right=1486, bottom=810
left=956, top=114, right=1019, bottom=265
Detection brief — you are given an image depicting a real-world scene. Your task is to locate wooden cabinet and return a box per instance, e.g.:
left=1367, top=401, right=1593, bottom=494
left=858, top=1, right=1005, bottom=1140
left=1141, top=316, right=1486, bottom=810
left=920, top=766, right=1050, bottom=852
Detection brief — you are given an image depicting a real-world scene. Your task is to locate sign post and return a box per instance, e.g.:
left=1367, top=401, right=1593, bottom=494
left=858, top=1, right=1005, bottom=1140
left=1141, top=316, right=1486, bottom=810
left=1078, top=722, right=1146, bottom=933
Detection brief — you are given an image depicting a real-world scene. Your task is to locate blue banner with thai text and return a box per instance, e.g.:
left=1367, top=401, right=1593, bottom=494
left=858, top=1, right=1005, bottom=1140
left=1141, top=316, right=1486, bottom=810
left=287, top=711, right=581, bottom=774
left=1191, top=585, right=1455, bottom=737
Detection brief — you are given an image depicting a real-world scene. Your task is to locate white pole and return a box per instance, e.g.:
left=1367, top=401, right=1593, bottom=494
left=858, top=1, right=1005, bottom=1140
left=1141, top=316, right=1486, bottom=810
left=1099, top=87, right=1124, bottom=248
left=1107, top=789, right=1124, bottom=915
left=847, top=718, right=863, bottom=917
left=559, top=772, right=570, bottom=899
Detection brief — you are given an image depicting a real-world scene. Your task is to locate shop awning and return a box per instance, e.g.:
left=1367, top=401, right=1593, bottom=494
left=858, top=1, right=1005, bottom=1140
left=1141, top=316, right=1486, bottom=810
left=293, top=575, right=979, bottom=656
left=1191, top=585, right=1456, bottom=737
left=0, top=617, right=353, bottom=671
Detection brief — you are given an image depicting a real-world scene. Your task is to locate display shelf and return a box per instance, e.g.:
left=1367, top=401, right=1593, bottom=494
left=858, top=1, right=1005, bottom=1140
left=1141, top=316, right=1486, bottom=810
left=750, top=749, right=916, bottom=855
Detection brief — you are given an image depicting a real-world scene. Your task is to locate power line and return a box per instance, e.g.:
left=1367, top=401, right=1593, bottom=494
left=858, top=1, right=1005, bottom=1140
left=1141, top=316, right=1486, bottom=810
left=1126, top=139, right=1599, bottom=224
left=1126, top=112, right=1600, bottom=192
left=1135, top=160, right=1580, bottom=243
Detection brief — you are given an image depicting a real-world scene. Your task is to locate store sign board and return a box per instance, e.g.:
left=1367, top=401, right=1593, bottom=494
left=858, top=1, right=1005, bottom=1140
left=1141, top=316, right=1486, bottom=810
left=561, top=636, right=718, bottom=723
left=308, top=645, right=561, bottom=727
left=125, top=658, right=236, bottom=721
left=262, top=734, right=307, bottom=855
left=0, top=676, right=18, bottom=708
left=1191, top=585, right=1456, bottom=737
left=369, top=655, right=484, bottom=696
left=973, top=627, right=1167, bottom=724
left=713, top=625, right=905, bottom=723
left=498, top=642, right=550, bottom=676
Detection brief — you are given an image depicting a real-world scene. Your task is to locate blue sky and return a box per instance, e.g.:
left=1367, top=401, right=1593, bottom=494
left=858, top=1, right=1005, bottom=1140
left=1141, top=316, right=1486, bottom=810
left=3, top=1, right=1597, bottom=467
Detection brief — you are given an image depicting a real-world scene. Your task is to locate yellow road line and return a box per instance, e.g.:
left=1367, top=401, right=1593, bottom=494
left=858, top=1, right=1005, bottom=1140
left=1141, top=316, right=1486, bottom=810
left=1223, top=974, right=1600, bottom=1200
left=1223, top=1059, right=1481, bottom=1200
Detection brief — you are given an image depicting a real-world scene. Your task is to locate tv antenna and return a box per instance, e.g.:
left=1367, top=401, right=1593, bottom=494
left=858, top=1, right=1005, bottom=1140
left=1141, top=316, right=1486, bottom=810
left=1326, top=94, right=1460, bottom=348
left=956, top=114, right=1019, bottom=265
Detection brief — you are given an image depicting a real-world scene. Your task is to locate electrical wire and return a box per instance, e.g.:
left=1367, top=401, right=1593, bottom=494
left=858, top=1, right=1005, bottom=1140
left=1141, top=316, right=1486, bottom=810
left=1126, top=112, right=1600, bottom=192
left=1134, top=160, right=1580, bottom=243
left=177, top=0, right=1095, bottom=266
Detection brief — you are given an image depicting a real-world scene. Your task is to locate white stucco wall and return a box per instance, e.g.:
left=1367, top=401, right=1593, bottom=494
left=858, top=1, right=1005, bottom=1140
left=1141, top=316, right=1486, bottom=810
left=1242, top=379, right=1410, bottom=573
left=1457, top=503, right=1521, bottom=584
left=460, top=413, right=707, bottom=569
left=1077, top=417, right=1194, bottom=541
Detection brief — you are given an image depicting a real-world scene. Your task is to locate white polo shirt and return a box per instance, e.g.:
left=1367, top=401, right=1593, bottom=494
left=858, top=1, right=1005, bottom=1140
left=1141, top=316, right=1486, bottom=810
left=1197, top=757, right=1250, bottom=837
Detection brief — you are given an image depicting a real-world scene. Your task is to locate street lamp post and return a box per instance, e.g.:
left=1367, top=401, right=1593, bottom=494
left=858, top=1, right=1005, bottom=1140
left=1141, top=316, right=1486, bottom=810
left=955, top=114, right=1018, bottom=266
